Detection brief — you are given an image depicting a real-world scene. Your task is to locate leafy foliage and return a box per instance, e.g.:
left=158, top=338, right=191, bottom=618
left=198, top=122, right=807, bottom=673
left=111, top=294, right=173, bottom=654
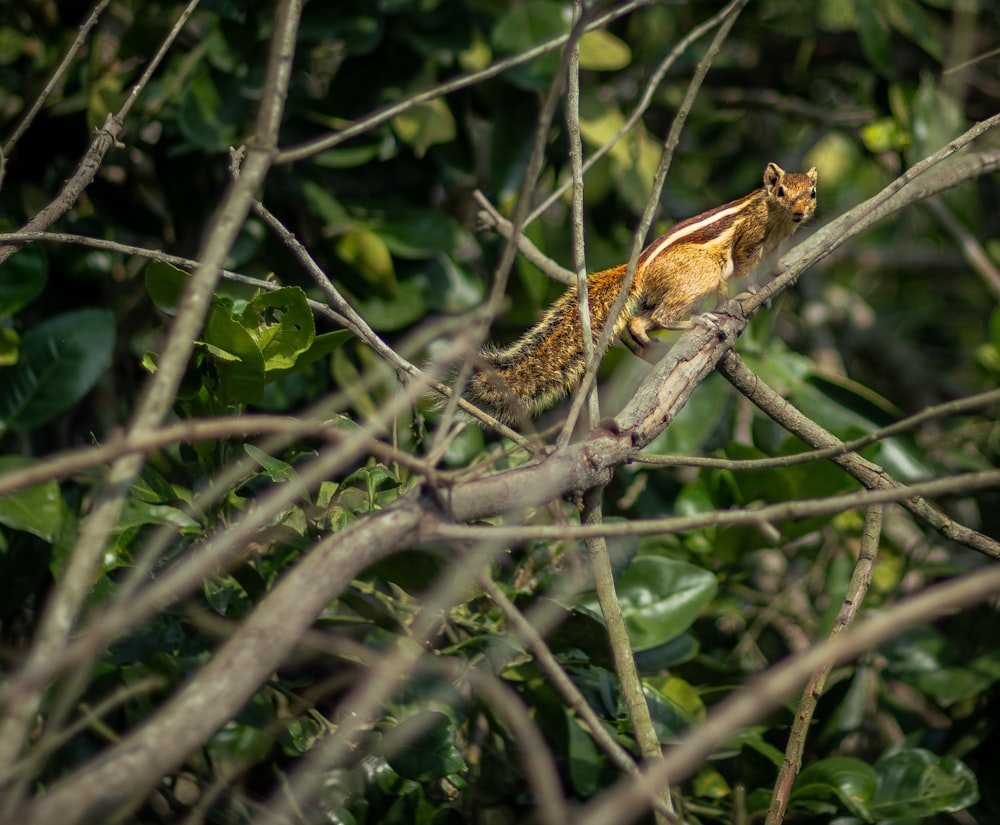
left=0, top=1, right=999, bottom=824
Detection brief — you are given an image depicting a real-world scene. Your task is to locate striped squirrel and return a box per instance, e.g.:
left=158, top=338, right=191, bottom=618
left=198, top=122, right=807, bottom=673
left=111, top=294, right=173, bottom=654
left=466, top=162, right=818, bottom=427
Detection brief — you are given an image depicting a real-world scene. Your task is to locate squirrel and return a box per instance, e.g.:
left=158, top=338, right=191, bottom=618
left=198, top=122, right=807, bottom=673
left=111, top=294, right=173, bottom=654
left=465, top=162, right=818, bottom=427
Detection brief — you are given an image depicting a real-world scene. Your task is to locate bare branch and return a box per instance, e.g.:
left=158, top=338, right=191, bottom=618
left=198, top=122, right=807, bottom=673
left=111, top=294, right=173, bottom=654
left=765, top=504, right=883, bottom=825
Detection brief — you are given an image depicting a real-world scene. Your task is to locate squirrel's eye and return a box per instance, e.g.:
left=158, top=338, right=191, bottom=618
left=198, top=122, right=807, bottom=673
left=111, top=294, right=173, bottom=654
left=777, top=186, right=785, bottom=197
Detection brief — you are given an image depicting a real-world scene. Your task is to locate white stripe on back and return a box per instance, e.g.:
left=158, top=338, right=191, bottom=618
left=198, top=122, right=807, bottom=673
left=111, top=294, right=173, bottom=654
left=641, top=200, right=747, bottom=265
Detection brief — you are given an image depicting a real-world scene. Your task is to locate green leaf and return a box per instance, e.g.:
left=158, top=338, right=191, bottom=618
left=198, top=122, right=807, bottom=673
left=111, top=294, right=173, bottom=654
left=855, top=2, right=893, bottom=77
left=206, top=693, right=274, bottom=766
left=492, top=1, right=568, bottom=90
left=910, top=76, right=964, bottom=162
left=131, top=465, right=180, bottom=505
left=566, top=710, right=601, bottom=796
left=641, top=372, right=729, bottom=456
left=145, top=260, right=190, bottom=315
left=275, top=329, right=351, bottom=373
left=301, top=180, right=354, bottom=234
left=0, top=456, right=62, bottom=541
left=117, top=499, right=199, bottom=533
left=240, top=286, right=315, bottom=374
left=881, top=626, right=1000, bottom=706
left=354, top=278, right=428, bottom=331
left=244, top=444, right=296, bottom=483
left=313, top=142, right=391, bottom=169
left=0, top=244, right=47, bottom=316
left=204, top=304, right=265, bottom=404
left=0, top=326, right=19, bottom=366
left=793, top=756, right=876, bottom=819
left=642, top=679, right=699, bottom=742
left=728, top=727, right=785, bottom=767
left=0, top=308, right=115, bottom=433
left=336, top=227, right=396, bottom=291
left=372, top=209, right=469, bottom=259
left=578, top=30, right=631, bottom=71
left=392, top=97, right=456, bottom=158
left=280, top=716, right=325, bottom=756
left=383, top=711, right=466, bottom=782
left=178, top=67, right=237, bottom=150
left=580, top=556, right=717, bottom=651
left=886, top=0, right=944, bottom=62
left=870, top=749, right=978, bottom=819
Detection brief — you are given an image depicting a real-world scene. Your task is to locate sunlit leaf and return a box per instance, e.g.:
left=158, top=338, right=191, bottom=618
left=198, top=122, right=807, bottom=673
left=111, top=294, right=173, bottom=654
left=240, top=286, right=315, bottom=374
left=391, top=98, right=455, bottom=158
left=204, top=304, right=265, bottom=404
left=578, top=30, right=631, bottom=71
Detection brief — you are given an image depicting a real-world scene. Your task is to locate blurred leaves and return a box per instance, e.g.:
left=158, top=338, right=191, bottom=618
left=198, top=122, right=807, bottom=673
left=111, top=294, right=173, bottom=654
left=0, top=308, right=115, bottom=434
left=0, top=2, right=998, bottom=824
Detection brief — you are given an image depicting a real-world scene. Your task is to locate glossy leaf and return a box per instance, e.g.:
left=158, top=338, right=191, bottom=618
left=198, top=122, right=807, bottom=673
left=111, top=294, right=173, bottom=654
left=642, top=679, right=699, bottom=742
left=204, top=304, right=265, bottom=404
left=870, top=748, right=978, bottom=818
left=0, top=308, right=115, bottom=433
left=144, top=260, right=189, bottom=315
left=0, top=456, right=62, bottom=541
left=580, top=556, right=717, bottom=651
left=240, top=286, right=315, bottom=374
left=117, top=499, right=199, bottom=533
left=793, top=756, right=876, bottom=819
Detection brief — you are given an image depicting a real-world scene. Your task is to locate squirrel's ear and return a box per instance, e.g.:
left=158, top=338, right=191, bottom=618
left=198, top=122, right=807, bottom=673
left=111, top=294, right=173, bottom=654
left=807, top=167, right=818, bottom=185
left=764, top=162, right=784, bottom=190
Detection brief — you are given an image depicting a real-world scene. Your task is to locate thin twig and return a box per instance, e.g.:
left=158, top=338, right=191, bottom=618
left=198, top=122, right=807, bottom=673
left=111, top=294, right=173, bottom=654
left=0, top=230, right=353, bottom=328
left=432, top=468, right=1000, bottom=547
left=582, top=488, right=678, bottom=823
left=563, top=0, right=602, bottom=441
left=474, top=572, right=678, bottom=822
left=716, top=351, right=1000, bottom=560
left=633, top=387, right=1000, bottom=471
left=2, top=0, right=113, bottom=154
left=0, top=0, right=301, bottom=794
left=524, top=0, right=750, bottom=227
left=274, top=0, right=654, bottom=165
left=765, top=504, right=883, bottom=825
left=926, top=197, right=1000, bottom=299
left=559, top=0, right=751, bottom=439
left=473, top=190, right=576, bottom=285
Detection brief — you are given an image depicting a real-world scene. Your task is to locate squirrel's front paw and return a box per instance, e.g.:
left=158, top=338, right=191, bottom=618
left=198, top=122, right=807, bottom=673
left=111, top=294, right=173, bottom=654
left=693, top=311, right=723, bottom=332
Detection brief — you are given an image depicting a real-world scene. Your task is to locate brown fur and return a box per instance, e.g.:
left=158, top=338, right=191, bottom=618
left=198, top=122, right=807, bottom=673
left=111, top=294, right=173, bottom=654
left=466, top=162, right=818, bottom=426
